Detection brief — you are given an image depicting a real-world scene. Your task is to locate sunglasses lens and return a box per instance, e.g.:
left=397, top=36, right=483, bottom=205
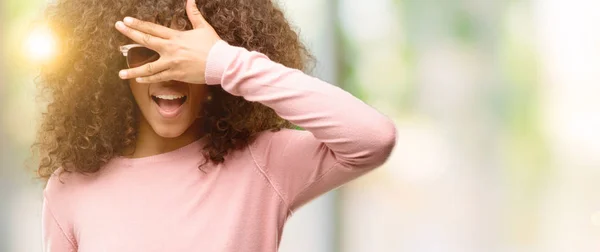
left=127, top=47, right=159, bottom=68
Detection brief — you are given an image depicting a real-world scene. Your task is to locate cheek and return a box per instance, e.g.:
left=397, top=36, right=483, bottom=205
left=129, top=81, right=149, bottom=106
left=188, top=85, right=208, bottom=113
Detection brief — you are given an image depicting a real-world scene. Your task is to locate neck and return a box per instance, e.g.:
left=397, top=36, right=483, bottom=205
left=125, top=117, right=204, bottom=158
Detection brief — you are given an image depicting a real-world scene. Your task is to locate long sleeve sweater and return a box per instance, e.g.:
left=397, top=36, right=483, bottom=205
left=42, top=40, right=397, bottom=252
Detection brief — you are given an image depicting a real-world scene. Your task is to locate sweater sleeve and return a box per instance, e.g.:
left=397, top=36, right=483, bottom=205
left=205, top=40, right=397, bottom=211
left=42, top=179, right=77, bottom=252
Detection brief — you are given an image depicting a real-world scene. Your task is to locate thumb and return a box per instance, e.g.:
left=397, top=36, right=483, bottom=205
left=186, top=0, right=206, bottom=29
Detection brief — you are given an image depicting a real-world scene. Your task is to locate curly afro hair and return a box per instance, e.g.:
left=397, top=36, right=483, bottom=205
left=34, top=0, right=312, bottom=180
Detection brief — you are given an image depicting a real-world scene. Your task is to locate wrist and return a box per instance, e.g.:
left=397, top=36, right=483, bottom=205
left=204, top=40, right=238, bottom=85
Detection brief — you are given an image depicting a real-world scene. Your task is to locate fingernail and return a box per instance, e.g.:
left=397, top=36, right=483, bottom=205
left=116, top=21, right=125, bottom=29
left=119, top=70, right=127, bottom=78
left=136, top=77, right=143, bottom=82
left=124, top=17, right=134, bottom=25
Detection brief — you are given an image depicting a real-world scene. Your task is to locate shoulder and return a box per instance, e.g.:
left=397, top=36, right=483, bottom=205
left=44, top=167, right=87, bottom=201
left=248, top=129, right=298, bottom=164
left=42, top=167, right=91, bottom=231
left=247, top=128, right=321, bottom=167
left=44, top=164, right=110, bottom=205
left=250, top=128, right=314, bottom=150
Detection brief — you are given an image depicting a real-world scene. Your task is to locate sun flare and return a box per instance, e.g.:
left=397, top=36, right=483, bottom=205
left=25, top=26, right=57, bottom=62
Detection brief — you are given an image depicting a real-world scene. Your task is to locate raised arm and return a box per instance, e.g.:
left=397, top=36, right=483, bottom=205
left=205, top=41, right=396, bottom=211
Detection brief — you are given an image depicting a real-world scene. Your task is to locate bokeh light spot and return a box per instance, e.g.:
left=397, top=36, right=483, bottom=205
left=25, top=25, right=56, bottom=62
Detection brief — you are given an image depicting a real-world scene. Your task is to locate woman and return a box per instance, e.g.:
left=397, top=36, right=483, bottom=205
left=37, top=0, right=396, bottom=251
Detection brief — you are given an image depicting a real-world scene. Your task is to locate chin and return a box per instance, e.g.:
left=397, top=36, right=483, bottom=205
left=151, top=124, right=190, bottom=139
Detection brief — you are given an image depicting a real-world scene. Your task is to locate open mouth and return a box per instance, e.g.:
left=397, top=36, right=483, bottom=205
left=151, top=94, right=188, bottom=117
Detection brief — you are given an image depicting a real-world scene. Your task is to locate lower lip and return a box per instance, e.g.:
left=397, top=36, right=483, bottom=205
left=153, top=98, right=186, bottom=119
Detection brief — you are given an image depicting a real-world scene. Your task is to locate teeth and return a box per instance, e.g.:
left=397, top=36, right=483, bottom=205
left=153, top=94, right=185, bottom=100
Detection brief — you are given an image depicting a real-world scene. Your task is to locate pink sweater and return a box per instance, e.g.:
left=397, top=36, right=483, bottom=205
left=42, top=41, right=397, bottom=252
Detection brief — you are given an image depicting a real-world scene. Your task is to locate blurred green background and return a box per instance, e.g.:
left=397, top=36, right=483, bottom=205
left=2, top=0, right=600, bottom=251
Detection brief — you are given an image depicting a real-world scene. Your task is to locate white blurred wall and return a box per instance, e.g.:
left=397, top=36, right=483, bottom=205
left=535, top=0, right=600, bottom=251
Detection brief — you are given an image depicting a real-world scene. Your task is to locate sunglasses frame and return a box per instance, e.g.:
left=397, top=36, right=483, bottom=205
left=119, top=44, right=145, bottom=57
left=119, top=44, right=160, bottom=68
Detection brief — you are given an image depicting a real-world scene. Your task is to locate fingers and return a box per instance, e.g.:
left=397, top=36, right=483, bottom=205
left=119, top=60, right=170, bottom=80
left=135, top=70, right=178, bottom=84
left=186, top=0, right=207, bottom=29
left=123, top=17, right=176, bottom=39
left=115, top=21, right=163, bottom=50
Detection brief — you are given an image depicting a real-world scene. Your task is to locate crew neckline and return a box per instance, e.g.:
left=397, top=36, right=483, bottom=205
left=112, top=136, right=208, bottom=166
